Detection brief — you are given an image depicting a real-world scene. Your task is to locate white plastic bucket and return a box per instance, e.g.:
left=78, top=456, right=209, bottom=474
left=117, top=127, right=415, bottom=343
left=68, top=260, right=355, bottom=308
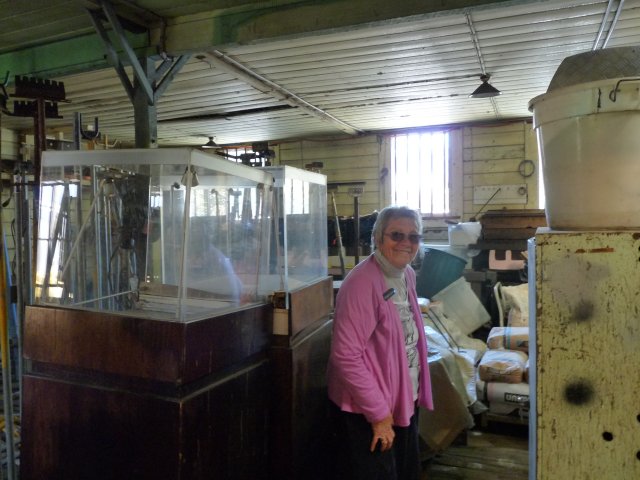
left=530, top=77, right=640, bottom=229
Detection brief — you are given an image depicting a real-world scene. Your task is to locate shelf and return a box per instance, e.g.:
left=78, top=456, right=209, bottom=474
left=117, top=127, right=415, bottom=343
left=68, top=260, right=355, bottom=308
left=469, top=239, right=529, bottom=251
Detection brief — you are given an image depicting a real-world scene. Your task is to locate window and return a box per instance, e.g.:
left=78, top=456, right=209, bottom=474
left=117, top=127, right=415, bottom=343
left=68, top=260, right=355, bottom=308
left=390, top=131, right=451, bottom=216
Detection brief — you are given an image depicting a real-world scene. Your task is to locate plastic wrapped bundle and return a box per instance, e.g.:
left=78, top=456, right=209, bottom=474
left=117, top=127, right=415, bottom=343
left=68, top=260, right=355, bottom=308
left=478, top=349, right=528, bottom=383
left=486, top=326, right=529, bottom=353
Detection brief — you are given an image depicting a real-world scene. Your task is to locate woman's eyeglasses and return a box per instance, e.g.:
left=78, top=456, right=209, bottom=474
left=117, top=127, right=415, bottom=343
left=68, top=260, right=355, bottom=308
left=384, top=231, right=421, bottom=244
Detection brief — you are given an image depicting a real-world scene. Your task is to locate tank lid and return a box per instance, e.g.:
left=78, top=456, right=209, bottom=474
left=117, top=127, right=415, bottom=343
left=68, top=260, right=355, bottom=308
left=548, top=46, right=640, bottom=92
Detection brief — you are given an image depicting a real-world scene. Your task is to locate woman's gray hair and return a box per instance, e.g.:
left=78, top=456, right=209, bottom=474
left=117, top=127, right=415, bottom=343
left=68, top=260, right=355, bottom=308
left=371, top=206, right=422, bottom=247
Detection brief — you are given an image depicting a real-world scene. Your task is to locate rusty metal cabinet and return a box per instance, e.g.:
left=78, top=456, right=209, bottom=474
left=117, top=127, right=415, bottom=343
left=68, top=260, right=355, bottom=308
left=529, top=229, right=640, bottom=479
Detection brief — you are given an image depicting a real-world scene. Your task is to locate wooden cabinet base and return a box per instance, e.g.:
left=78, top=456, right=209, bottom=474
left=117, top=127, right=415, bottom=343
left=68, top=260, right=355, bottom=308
left=21, top=362, right=270, bottom=480
left=21, top=304, right=271, bottom=480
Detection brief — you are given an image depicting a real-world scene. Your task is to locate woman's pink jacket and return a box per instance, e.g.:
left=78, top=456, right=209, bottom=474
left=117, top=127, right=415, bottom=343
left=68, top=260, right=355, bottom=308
left=327, top=255, right=434, bottom=427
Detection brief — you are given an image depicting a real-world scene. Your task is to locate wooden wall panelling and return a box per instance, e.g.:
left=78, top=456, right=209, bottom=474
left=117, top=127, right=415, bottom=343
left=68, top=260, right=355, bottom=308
left=0, top=127, right=19, bottom=160
left=278, top=134, right=381, bottom=216
left=1, top=127, right=18, bottom=255
left=463, top=121, right=539, bottom=218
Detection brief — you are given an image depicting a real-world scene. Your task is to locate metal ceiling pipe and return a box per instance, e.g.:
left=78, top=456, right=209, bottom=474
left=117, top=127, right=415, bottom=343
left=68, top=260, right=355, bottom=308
left=203, top=50, right=363, bottom=137
left=602, top=0, right=625, bottom=49
left=465, top=13, right=499, bottom=116
left=466, top=13, right=487, bottom=77
left=593, top=0, right=625, bottom=50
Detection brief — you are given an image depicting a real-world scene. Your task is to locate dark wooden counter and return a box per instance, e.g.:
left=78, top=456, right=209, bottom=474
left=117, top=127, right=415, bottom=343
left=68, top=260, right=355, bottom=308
left=21, top=303, right=272, bottom=480
left=21, top=277, right=337, bottom=480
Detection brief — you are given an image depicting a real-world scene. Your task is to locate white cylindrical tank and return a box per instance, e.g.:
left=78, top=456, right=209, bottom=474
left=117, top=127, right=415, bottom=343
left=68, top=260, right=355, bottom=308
left=529, top=47, right=640, bottom=229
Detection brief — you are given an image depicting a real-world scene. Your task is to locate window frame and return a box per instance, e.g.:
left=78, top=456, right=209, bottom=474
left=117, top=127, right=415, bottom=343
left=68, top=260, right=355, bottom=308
left=385, top=128, right=462, bottom=221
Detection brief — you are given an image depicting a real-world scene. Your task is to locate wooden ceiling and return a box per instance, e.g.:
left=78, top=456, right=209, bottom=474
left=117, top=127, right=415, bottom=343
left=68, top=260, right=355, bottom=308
left=1, top=0, right=638, bottom=146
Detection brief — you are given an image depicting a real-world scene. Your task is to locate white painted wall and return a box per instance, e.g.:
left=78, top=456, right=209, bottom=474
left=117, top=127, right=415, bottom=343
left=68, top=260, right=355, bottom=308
left=276, top=121, right=540, bottom=223
left=462, top=121, right=540, bottom=219
left=278, top=135, right=383, bottom=217
left=0, top=127, right=19, bottom=257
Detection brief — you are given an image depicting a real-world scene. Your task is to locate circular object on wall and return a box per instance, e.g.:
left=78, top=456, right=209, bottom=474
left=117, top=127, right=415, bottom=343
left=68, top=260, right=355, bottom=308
left=518, top=159, right=535, bottom=177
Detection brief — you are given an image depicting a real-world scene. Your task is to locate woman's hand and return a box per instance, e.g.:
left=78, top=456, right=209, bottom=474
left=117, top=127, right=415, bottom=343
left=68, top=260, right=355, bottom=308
left=370, top=414, right=395, bottom=452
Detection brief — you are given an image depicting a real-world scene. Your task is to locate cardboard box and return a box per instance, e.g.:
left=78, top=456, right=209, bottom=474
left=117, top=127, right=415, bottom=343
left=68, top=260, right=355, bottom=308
left=420, top=357, right=474, bottom=453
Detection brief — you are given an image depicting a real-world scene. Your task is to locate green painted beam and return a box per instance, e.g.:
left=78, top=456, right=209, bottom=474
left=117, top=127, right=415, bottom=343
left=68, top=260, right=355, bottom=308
left=163, top=0, right=520, bottom=54
left=0, top=32, right=151, bottom=82
left=0, top=0, right=520, bottom=78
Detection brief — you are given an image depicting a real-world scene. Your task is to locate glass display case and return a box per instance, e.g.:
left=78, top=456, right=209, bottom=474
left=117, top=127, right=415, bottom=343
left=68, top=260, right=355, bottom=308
left=260, top=166, right=328, bottom=304
left=35, top=148, right=274, bottom=321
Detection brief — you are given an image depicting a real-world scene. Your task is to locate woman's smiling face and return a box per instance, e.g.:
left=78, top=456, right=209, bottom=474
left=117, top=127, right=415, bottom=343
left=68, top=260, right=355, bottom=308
left=377, top=217, right=420, bottom=269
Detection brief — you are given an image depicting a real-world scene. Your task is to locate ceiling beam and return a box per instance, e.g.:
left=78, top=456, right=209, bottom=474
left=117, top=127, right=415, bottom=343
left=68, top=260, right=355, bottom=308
left=162, top=0, right=520, bottom=54
left=0, top=0, right=519, bottom=78
left=203, top=50, right=363, bottom=136
left=0, top=33, right=151, bottom=80
left=86, top=0, right=191, bottom=148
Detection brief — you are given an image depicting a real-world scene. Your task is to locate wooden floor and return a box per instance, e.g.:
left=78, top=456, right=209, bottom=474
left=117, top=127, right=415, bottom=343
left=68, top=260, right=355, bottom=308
left=421, top=422, right=529, bottom=480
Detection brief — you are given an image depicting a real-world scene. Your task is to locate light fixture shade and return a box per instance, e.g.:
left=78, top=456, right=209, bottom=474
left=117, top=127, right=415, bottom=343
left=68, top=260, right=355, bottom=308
left=469, top=74, right=501, bottom=98
left=181, top=166, right=200, bottom=187
left=202, top=136, right=218, bottom=148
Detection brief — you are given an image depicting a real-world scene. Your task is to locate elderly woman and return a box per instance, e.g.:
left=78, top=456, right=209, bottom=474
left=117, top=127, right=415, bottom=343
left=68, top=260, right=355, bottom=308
left=328, top=205, right=433, bottom=480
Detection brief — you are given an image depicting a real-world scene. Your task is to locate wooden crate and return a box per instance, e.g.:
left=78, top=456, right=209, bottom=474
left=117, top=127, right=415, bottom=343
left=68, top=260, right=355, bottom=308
left=480, top=209, right=547, bottom=240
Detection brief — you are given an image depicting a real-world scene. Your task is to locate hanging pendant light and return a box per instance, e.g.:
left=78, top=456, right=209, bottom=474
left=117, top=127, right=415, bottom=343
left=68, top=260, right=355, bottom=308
left=202, top=136, right=218, bottom=148
left=181, top=166, right=200, bottom=187
left=469, top=74, right=501, bottom=98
